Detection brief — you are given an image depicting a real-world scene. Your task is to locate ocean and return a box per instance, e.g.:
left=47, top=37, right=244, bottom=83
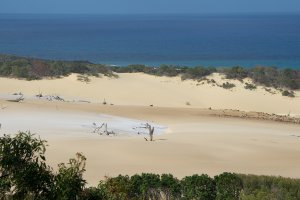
left=0, top=13, right=300, bottom=68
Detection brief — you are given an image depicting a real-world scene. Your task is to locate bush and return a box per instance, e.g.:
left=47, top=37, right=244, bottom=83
left=215, top=172, right=243, bottom=200
left=181, top=174, right=216, bottom=200
left=0, top=132, right=55, bottom=199
left=181, top=66, right=216, bottom=80
left=137, top=173, right=161, bottom=199
left=0, top=132, right=88, bottom=200
left=103, top=175, right=133, bottom=200
left=244, top=83, right=257, bottom=90
left=160, top=174, right=181, bottom=199
left=282, top=90, right=295, bottom=97
left=239, top=174, right=300, bottom=200
left=224, top=66, right=248, bottom=80
left=222, top=82, right=236, bottom=89
left=55, top=153, right=87, bottom=200
left=80, top=187, right=108, bottom=200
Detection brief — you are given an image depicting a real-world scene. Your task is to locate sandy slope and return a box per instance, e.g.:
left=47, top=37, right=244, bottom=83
left=1, top=100, right=300, bottom=186
left=0, top=73, right=299, bottom=115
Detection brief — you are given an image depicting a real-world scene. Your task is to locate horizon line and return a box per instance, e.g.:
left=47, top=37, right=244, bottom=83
left=1, top=11, right=300, bottom=16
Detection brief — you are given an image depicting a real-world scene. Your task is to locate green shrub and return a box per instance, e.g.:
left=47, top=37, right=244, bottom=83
left=282, top=90, right=295, bottom=97
left=224, top=66, right=248, bottom=80
left=244, top=83, right=257, bottom=90
left=239, top=174, right=300, bottom=200
left=103, top=175, right=133, bottom=200
left=0, top=132, right=55, bottom=199
left=215, top=172, right=243, bottom=200
left=55, top=153, right=87, bottom=200
left=181, top=174, right=216, bottom=200
left=79, top=187, right=108, bottom=200
left=160, top=174, right=181, bottom=199
left=222, top=82, right=236, bottom=89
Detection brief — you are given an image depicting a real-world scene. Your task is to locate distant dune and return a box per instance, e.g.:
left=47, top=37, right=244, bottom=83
left=0, top=72, right=299, bottom=115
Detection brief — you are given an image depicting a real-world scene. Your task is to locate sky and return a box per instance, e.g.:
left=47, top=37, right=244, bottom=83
left=0, top=0, right=300, bottom=14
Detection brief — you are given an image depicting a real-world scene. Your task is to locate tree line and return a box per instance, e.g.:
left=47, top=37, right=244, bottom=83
left=1, top=132, right=300, bottom=200
left=0, top=54, right=299, bottom=90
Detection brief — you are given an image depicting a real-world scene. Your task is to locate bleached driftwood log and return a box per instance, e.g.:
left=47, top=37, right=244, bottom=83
left=92, top=123, right=116, bottom=136
left=7, top=95, right=24, bottom=102
left=141, top=123, right=155, bottom=141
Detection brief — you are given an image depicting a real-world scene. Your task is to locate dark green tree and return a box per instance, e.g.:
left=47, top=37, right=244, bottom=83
left=104, top=175, right=132, bottom=200
left=215, top=172, right=243, bottom=200
left=0, top=132, right=55, bottom=199
left=181, top=174, right=216, bottom=200
left=130, top=173, right=161, bottom=200
left=160, top=174, right=181, bottom=200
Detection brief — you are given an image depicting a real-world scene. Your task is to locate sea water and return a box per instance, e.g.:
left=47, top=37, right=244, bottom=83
left=0, top=13, right=300, bottom=68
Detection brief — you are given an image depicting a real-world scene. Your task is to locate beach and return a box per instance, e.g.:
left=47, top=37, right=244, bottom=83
left=1, top=73, right=300, bottom=186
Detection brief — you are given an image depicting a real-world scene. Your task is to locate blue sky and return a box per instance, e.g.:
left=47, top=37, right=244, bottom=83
left=0, top=0, right=300, bottom=14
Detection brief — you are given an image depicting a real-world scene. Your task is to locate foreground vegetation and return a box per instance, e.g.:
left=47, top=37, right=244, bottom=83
left=1, top=132, right=300, bottom=199
left=0, top=54, right=300, bottom=90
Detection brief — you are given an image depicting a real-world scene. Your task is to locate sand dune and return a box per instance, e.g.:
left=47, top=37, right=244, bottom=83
left=0, top=73, right=300, bottom=186
left=0, top=73, right=299, bottom=115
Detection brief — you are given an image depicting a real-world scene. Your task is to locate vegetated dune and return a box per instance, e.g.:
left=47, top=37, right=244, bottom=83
left=0, top=72, right=299, bottom=116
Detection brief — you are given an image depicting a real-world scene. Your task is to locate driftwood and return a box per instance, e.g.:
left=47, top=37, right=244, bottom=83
left=78, top=100, right=91, bottom=103
left=36, top=93, right=43, bottom=98
left=44, top=95, right=65, bottom=102
left=7, top=95, right=24, bottom=103
left=93, top=123, right=105, bottom=134
left=141, top=123, right=155, bottom=141
left=93, top=123, right=116, bottom=136
left=53, top=96, right=64, bottom=101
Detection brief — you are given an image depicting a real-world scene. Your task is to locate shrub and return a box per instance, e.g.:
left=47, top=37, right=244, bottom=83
left=55, top=153, right=87, bottom=200
left=215, top=172, right=243, bottom=200
left=239, top=174, right=300, bottom=200
left=282, top=90, right=295, bottom=97
left=181, top=174, right=216, bottom=200
left=104, top=175, right=132, bottom=200
left=160, top=174, right=181, bottom=200
left=244, top=83, right=257, bottom=90
left=138, top=173, right=161, bottom=199
left=181, top=66, right=216, bottom=80
left=224, top=66, right=248, bottom=80
left=80, top=187, right=108, bottom=200
left=0, top=132, right=55, bottom=199
left=222, top=82, right=236, bottom=89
